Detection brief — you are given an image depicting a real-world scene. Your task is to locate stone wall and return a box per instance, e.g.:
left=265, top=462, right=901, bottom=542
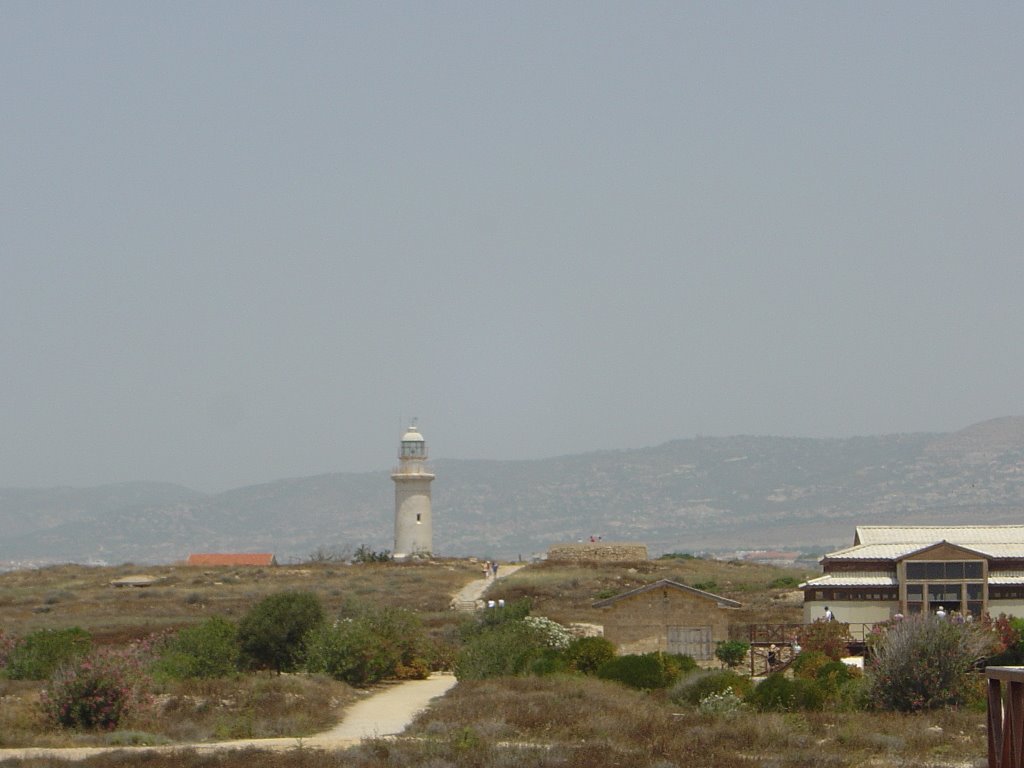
left=547, top=542, right=648, bottom=563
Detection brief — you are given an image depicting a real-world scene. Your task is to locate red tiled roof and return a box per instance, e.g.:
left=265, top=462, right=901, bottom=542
left=186, top=553, right=277, bottom=566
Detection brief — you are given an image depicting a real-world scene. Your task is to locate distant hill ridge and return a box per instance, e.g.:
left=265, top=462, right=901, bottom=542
left=3, top=417, right=1024, bottom=565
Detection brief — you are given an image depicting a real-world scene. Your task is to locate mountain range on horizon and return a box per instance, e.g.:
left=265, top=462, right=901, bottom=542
left=3, top=416, right=1024, bottom=567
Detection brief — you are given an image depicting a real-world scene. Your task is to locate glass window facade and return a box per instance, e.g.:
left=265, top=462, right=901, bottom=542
left=903, top=560, right=985, bottom=617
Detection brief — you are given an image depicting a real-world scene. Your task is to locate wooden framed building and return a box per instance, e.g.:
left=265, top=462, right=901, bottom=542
left=593, top=578, right=740, bottom=660
left=801, top=525, right=1024, bottom=624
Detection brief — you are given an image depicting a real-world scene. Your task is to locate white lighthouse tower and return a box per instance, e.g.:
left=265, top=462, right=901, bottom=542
left=391, top=423, right=434, bottom=558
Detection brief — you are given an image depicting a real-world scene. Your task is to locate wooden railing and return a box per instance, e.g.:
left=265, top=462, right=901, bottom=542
left=744, top=622, right=876, bottom=677
left=987, top=667, right=1024, bottom=768
left=746, top=622, right=875, bottom=645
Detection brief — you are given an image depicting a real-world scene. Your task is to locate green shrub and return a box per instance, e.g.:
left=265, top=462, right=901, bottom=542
left=468, top=598, right=532, bottom=634
left=747, top=673, right=800, bottom=711
left=530, top=649, right=570, bottom=676
left=816, top=660, right=854, bottom=684
left=831, top=672, right=872, bottom=711
left=714, top=640, right=749, bottom=669
left=669, top=669, right=752, bottom=706
left=698, top=688, right=745, bottom=716
left=791, top=650, right=830, bottom=679
left=5, top=627, right=91, bottom=680
left=454, top=621, right=546, bottom=680
left=0, top=629, right=17, bottom=670
left=153, top=617, right=238, bottom=680
left=564, top=636, right=616, bottom=675
left=868, top=614, right=992, bottom=711
left=306, top=603, right=432, bottom=686
left=238, top=592, right=325, bottom=673
left=350, top=602, right=433, bottom=679
left=352, top=545, right=392, bottom=563
left=307, top=620, right=392, bottom=686
left=596, top=653, right=684, bottom=690
left=665, top=653, right=698, bottom=676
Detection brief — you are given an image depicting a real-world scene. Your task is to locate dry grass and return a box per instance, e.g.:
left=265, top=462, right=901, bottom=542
left=405, top=676, right=987, bottom=768
left=0, top=559, right=481, bottom=644
left=0, top=675, right=987, bottom=768
left=0, top=674, right=358, bottom=749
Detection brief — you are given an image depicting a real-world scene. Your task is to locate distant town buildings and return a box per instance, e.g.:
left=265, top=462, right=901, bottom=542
left=392, top=424, right=434, bottom=558
left=801, top=525, right=1024, bottom=623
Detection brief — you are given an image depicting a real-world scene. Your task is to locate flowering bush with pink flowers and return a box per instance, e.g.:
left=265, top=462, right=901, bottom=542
left=40, top=636, right=158, bottom=730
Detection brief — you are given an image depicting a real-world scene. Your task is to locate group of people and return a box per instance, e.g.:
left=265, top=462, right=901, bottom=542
left=935, top=605, right=973, bottom=623
left=481, top=560, right=499, bottom=579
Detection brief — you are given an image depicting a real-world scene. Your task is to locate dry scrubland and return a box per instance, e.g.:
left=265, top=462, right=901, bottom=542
left=0, top=556, right=991, bottom=768
left=0, top=559, right=481, bottom=643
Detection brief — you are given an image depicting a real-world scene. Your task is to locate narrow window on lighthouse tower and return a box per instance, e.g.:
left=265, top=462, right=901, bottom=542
left=416, top=513, right=421, bottom=523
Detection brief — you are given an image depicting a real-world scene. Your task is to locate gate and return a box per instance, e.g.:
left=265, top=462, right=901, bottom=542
left=668, top=625, right=713, bottom=660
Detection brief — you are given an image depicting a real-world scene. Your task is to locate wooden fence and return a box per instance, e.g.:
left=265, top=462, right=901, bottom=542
left=988, top=667, right=1024, bottom=768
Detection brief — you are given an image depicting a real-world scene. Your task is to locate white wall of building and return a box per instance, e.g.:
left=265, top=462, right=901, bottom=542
left=393, top=477, right=432, bottom=557
left=802, top=600, right=895, bottom=625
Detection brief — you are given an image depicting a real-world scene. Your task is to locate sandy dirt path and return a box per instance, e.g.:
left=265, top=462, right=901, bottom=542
left=451, top=563, right=526, bottom=609
left=0, top=674, right=458, bottom=762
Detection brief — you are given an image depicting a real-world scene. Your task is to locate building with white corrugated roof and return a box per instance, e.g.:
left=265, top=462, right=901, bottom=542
left=800, top=525, right=1024, bottom=623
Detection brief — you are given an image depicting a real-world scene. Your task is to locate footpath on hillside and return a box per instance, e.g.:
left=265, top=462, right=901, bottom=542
left=0, top=562, right=524, bottom=763
left=451, top=562, right=525, bottom=610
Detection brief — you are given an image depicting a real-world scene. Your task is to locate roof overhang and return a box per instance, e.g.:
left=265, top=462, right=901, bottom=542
left=593, top=578, right=741, bottom=609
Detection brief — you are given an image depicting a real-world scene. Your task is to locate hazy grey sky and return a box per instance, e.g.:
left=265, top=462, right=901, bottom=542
left=3, top=2, right=1022, bottom=491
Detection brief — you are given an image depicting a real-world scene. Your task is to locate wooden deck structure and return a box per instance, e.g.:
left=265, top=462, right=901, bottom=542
left=745, top=622, right=875, bottom=677
left=988, top=667, right=1024, bottom=768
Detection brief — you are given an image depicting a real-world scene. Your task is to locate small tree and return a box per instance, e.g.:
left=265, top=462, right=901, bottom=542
left=868, top=614, right=994, bottom=711
left=238, top=592, right=324, bottom=673
left=798, top=620, right=852, bottom=661
left=715, top=640, right=750, bottom=669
